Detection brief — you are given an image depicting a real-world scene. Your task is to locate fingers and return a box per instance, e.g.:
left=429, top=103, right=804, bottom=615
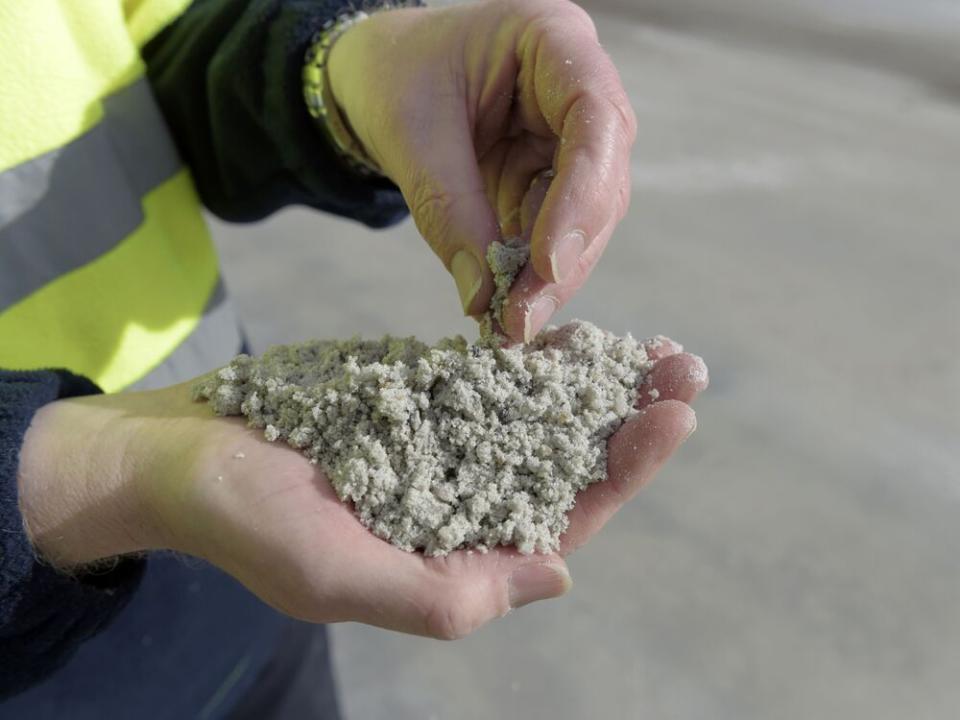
left=494, top=138, right=555, bottom=236
left=500, top=213, right=616, bottom=342
left=642, top=335, right=685, bottom=361
left=558, top=347, right=707, bottom=554
left=399, top=109, right=501, bottom=316
left=636, top=352, right=709, bottom=409
left=519, top=9, right=637, bottom=287
left=485, top=3, right=635, bottom=340
left=520, top=169, right=553, bottom=238
left=533, top=94, right=634, bottom=286
left=327, top=534, right=571, bottom=640
left=560, top=400, right=696, bottom=555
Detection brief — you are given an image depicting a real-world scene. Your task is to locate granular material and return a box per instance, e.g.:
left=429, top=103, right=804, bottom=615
left=193, top=241, right=655, bottom=555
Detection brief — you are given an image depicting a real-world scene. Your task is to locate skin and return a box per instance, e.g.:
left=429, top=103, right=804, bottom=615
left=18, top=346, right=706, bottom=640
left=16, top=0, right=709, bottom=640
left=327, top=0, right=637, bottom=342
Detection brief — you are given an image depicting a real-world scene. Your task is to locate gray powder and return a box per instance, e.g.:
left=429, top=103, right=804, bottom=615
left=480, top=236, right=530, bottom=341
left=193, top=240, right=655, bottom=556
left=194, top=323, right=653, bottom=555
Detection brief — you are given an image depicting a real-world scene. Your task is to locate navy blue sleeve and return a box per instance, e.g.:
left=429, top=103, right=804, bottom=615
left=0, top=371, right=146, bottom=699
left=142, top=0, right=416, bottom=226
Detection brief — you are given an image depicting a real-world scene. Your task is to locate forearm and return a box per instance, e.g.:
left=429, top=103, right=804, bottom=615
left=18, top=399, right=151, bottom=568
left=141, top=0, right=411, bottom=225
left=17, top=381, right=231, bottom=568
left=0, top=370, right=146, bottom=698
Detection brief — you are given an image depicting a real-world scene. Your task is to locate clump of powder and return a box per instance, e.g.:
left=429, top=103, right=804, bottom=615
left=479, top=236, right=529, bottom=342
left=194, top=320, right=653, bottom=556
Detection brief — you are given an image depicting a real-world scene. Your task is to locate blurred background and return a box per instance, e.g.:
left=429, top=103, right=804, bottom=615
left=208, top=0, right=960, bottom=717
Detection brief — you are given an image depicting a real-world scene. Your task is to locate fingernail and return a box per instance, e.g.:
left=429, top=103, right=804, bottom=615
left=687, top=355, right=709, bottom=390
left=524, top=296, right=558, bottom=343
left=683, top=412, right=698, bottom=442
left=549, top=230, right=586, bottom=283
left=508, top=563, right=573, bottom=609
left=451, top=250, right=483, bottom=314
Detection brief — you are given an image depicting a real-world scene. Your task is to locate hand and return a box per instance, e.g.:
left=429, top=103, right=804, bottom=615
left=327, top=0, right=636, bottom=342
left=17, top=343, right=705, bottom=640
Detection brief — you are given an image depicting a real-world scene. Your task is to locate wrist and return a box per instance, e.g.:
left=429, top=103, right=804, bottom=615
left=322, top=25, right=354, bottom=135
left=322, top=4, right=425, bottom=175
left=305, top=11, right=384, bottom=176
left=17, top=397, right=158, bottom=569
left=323, top=17, right=365, bottom=137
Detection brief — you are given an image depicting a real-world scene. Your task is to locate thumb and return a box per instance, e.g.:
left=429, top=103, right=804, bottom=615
left=334, top=542, right=572, bottom=640
left=393, top=115, right=500, bottom=316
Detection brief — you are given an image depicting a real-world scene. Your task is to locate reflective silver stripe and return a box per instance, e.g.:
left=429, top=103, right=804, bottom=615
left=127, top=279, right=244, bottom=391
left=0, top=77, right=182, bottom=309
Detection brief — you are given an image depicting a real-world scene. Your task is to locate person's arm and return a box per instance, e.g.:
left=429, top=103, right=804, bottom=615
left=0, top=371, right=145, bottom=699
left=10, top=346, right=701, bottom=642
left=141, top=0, right=416, bottom=225
left=144, top=0, right=639, bottom=345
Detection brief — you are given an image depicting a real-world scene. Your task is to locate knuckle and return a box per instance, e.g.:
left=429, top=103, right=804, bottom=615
left=607, top=93, right=638, bottom=144
left=523, top=0, right=596, bottom=40
left=569, top=3, right=599, bottom=37
left=424, top=596, right=476, bottom=641
left=550, top=0, right=597, bottom=36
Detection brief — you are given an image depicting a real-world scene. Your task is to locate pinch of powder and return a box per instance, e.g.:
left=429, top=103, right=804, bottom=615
left=481, top=236, right=530, bottom=343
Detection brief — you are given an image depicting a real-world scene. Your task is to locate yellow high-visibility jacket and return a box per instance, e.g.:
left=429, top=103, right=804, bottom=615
left=0, top=0, right=406, bottom=393
left=0, top=0, right=238, bottom=393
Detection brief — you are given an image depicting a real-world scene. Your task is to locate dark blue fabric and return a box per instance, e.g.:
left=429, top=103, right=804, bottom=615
left=227, top=619, right=341, bottom=720
left=1, top=555, right=305, bottom=720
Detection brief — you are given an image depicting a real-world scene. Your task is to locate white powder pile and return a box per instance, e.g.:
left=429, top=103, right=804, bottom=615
left=480, top=236, right=530, bottom=341
left=193, top=240, right=655, bottom=555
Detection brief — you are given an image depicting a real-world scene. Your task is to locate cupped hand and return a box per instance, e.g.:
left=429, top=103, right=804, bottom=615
left=327, top=0, right=636, bottom=342
left=18, top=345, right=706, bottom=640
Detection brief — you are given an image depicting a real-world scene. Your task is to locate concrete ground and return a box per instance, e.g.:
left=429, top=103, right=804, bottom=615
left=208, top=1, right=960, bottom=717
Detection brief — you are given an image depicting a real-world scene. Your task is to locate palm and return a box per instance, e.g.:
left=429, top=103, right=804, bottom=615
left=179, top=338, right=706, bottom=639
